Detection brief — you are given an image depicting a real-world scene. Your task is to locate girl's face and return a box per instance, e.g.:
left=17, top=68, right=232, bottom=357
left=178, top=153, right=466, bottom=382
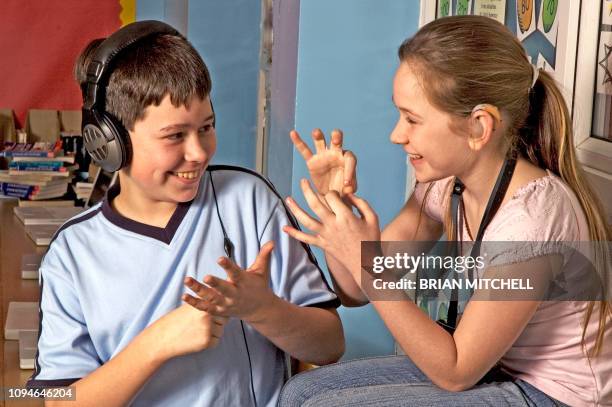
left=390, top=62, right=474, bottom=183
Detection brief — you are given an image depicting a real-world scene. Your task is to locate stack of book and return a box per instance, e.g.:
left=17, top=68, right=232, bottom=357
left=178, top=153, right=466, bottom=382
left=75, top=181, right=94, bottom=200
left=0, top=141, right=76, bottom=202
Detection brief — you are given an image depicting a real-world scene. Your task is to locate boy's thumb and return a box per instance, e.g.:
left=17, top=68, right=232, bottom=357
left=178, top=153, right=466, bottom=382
left=249, top=241, right=275, bottom=274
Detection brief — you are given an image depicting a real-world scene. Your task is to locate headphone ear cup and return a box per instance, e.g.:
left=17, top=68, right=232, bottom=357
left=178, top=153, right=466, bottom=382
left=103, top=113, right=132, bottom=167
left=82, top=110, right=130, bottom=172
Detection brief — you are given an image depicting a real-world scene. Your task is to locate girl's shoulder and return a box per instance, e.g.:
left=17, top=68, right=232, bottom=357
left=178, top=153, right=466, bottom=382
left=486, top=171, right=589, bottom=241
left=413, top=176, right=454, bottom=223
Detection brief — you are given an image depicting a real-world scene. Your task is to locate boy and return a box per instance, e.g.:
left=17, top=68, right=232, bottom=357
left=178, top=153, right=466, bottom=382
left=27, top=21, right=343, bottom=406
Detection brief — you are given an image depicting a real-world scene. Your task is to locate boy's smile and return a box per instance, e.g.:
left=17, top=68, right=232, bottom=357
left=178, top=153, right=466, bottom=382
left=113, top=94, right=216, bottom=226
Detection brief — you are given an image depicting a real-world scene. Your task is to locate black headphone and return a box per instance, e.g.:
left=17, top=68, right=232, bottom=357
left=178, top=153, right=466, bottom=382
left=81, top=20, right=181, bottom=172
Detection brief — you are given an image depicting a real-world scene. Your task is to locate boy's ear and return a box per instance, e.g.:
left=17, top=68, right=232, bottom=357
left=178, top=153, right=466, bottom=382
left=467, top=105, right=499, bottom=152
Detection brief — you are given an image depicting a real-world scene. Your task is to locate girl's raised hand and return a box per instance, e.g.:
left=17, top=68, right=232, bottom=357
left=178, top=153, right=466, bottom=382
left=290, top=129, right=357, bottom=196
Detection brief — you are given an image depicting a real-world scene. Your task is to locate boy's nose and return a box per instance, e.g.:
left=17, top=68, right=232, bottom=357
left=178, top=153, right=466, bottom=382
left=184, top=133, right=208, bottom=162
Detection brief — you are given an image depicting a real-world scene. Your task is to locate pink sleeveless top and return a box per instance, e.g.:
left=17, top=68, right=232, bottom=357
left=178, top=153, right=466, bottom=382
left=414, top=171, right=612, bottom=406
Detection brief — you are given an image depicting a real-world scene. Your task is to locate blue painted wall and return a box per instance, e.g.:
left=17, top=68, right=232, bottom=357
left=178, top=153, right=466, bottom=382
left=137, top=0, right=261, bottom=169
left=292, top=1, right=419, bottom=359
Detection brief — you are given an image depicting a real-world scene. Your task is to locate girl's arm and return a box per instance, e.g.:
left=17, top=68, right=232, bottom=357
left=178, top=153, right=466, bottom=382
left=288, top=192, right=443, bottom=306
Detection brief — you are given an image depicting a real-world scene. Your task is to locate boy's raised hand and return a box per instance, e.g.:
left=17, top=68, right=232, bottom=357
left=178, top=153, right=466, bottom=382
left=182, top=242, right=276, bottom=323
left=290, top=129, right=357, bottom=196
left=149, top=304, right=228, bottom=361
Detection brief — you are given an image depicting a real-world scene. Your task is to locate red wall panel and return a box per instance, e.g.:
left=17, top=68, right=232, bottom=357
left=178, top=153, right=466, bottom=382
left=0, top=1, right=122, bottom=127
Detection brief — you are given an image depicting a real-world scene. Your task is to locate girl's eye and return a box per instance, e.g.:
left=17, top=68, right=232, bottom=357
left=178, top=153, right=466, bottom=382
left=405, top=117, right=417, bottom=125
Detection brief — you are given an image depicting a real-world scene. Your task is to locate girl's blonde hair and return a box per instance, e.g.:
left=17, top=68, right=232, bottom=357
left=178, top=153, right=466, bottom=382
left=404, top=15, right=610, bottom=356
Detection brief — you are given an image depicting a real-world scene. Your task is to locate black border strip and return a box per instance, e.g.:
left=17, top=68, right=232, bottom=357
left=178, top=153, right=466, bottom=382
left=101, top=182, right=192, bottom=244
left=27, top=378, right=80, bottom=389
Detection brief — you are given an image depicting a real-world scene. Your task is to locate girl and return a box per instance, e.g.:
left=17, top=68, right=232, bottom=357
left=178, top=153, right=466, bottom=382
left=280, top=16, right=611, bottom=406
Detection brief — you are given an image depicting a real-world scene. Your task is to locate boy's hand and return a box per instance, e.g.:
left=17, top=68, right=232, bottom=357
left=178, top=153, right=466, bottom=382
left=290, top=129, right=357, bottom=197
left=149, top=304, right=227, bottom=361
left=182, top=242, right=277, bottom=323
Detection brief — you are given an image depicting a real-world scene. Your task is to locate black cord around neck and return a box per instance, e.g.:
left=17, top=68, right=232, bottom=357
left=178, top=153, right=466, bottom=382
left=209, top=173, right=257, bottom=407
left=445, top=153, right=518, bottom=330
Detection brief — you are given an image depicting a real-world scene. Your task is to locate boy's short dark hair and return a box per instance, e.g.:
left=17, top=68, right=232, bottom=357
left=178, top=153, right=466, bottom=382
left=75, top=34, right=212, bottom=131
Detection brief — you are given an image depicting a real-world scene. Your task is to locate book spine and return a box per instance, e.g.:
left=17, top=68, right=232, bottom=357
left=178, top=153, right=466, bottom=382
left=1, top=188, right=31, bottom=199
left=2, top=151, right=54, bottom=158
left=0, top=182, right=39, bottom=192
left=9, top=162, right=64, bottom=171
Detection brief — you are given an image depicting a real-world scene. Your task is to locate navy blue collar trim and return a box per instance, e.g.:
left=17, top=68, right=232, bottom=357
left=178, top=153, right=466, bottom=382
left=101, top=182, right=192, bottom=244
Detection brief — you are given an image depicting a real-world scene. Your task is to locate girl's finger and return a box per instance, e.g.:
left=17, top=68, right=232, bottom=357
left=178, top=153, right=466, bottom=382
left=285, top=196, right=323, bottom=232
left=300, top=178, right=334, bottom=221
left=282, top=225, right=321, bottom=246
left=312, top=128, right=328, bottom=154
left=290, top=130, right=313, bottom=161
left=330, top=129, right=343, bottom=152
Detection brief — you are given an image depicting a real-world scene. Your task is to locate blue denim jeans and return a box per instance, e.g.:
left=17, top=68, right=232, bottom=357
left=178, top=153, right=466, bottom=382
left=278, top=356, right=569, bottom=406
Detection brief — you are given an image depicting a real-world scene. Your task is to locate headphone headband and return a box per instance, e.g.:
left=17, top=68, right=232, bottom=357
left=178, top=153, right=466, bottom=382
left=83, top=20, right=181, bottom=110
left=81, top=20, right=182, bottom=172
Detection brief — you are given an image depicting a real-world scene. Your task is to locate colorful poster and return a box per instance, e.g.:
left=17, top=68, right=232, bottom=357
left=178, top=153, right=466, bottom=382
left=603, top=0, right=612, bottom=25
left=516, top=0, right=537, bottom=41
left=537, top=0, right=559, bottom=46
left=596, top=31, right=612, bottom=95
left=536, top=53, right=553, bottom=72
left=437, top=0, right=452, bottom=18
left=456, top=0, right=473, bottom=16
left=474, top=0, right=506, bottom=25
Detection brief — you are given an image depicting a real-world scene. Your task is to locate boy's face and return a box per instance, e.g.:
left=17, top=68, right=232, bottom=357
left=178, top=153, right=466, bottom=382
left=125, top=94, right=216, bottom=203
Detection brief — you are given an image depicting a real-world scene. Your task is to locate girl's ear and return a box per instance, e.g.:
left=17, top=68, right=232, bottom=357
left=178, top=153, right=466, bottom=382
left=467, top=104, right=500, bottom=151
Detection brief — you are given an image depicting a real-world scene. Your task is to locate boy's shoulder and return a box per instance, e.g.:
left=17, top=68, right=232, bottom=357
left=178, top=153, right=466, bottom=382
left=205, top=164, right=283, bottom=205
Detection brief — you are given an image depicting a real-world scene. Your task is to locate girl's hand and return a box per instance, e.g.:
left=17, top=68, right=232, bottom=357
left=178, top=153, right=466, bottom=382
left=182, top=242, right=277, bottom=323
left=290, top=129, right=357, bottom=196
left=283, top=179, right=380, bottom=283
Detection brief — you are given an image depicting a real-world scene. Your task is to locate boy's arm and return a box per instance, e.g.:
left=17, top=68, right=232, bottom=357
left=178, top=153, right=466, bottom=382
left=45, top=325, right=162, bottom=407
left=43, top=304, right=226, bottom=407
left=246, top=300, right=344, bottom=365
left=184, top=241, right=344, bottom=365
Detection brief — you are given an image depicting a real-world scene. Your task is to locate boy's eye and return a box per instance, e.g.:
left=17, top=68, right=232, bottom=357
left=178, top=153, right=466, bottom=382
left=199, top=124, right=214, bottom=134
left=167, top=132, right=184, bottom=140
left=405, top=116, right=417, bottom=125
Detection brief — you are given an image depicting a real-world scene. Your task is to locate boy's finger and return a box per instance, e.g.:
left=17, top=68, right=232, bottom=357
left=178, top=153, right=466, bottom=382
left=285, top=196, right=323, bottom=232
left=184, top=277, right=216, bottom=300
left=248, top=241, right=274, bottom=274
left=204, top=275, right=237, bottom=297
left=217, top=257, right=242, bottom=282
left=312, top=128, right=327, bottom=154
left=213, top=316, right=229, bottom=326
left=330, top=129, right=343, bottom=152
left=282, top=225, right=320, bottom=247
left=182, top=293, right=210, bottom=312
left=289, top=130, right=313, bottom=161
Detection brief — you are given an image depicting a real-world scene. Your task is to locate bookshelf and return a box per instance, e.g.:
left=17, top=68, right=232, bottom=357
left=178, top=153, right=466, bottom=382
left=0, top=199, right=45, bottom=407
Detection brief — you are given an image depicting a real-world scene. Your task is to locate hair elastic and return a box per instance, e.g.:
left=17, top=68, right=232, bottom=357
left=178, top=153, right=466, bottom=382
left=530, top=64, right=540, bottom=89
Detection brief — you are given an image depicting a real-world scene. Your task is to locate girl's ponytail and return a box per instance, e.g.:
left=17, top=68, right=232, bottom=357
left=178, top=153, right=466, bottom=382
left=522, top=70, right=611, bottom=357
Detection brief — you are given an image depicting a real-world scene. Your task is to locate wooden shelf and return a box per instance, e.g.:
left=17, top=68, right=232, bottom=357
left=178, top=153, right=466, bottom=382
left=0, top=199, right=45, bottom=407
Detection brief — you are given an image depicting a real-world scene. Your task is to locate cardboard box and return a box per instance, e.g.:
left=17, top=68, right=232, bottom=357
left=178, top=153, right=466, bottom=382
left=0, top=108, right=16, bottom=143
left=26, top=109, right=60, bottom=143
left=60, top=110, right=82, bottom=134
